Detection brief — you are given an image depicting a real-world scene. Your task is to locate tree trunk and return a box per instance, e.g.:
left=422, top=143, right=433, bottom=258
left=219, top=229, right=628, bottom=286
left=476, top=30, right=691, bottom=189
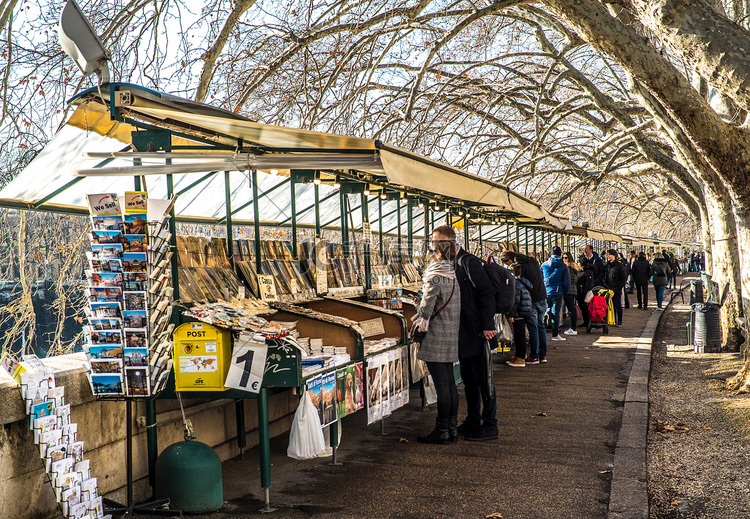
left=704, top=188, right=742, bottom=351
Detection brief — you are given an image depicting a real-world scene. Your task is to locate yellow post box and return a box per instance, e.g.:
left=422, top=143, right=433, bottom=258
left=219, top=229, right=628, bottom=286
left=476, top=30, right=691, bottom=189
left=172, top=322, right=232, bottom=391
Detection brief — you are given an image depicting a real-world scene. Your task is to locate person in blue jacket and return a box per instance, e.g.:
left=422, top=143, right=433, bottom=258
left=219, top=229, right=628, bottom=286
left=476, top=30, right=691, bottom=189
left=541, top=246, right=570, bottom=342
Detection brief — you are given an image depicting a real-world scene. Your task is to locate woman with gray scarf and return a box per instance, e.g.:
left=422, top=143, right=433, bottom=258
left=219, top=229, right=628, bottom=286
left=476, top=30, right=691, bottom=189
left=414, top=239, right=461, bottom=444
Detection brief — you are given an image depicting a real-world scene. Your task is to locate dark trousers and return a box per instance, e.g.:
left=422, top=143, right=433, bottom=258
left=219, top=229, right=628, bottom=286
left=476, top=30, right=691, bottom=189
left=578, top=292, right=589, bottom=325
left=513, top=317, right=527, bottom=358
left=426, top=361, right=458, bottom=425
left=636, top=283, right=648, bottom=308
left=564, top=294, right=577, bottom=331
left=459, top=347, right=498, bottom=432
left=623, top=288, right=630, bottom=308
left=613, top=288, right=623, bottom=324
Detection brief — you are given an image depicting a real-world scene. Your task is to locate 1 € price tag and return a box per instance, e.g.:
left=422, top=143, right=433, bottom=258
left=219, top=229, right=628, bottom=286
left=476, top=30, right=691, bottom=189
left=224, top=335, right=267, bottom=393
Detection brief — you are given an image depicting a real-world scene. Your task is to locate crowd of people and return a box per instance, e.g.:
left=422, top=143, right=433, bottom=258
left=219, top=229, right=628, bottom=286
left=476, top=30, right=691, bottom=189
left=412, top=225, right=699, bottom=444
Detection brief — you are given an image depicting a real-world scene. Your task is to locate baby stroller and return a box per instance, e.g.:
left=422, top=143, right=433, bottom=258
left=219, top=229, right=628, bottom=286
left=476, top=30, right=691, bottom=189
left=586, top=287, right=614, bottom=335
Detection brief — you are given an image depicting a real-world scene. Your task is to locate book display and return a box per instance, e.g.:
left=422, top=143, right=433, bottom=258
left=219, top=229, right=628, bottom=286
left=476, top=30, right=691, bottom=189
left=83, top=193, right=175, bottom=397
left=175, top=235, right=243, bottom=303
left=1, top=356, right=106, bottom=519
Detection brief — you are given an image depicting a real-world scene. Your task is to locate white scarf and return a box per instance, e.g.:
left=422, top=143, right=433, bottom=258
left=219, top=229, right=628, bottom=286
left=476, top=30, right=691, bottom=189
left=422, top=259, right=456, bottom=280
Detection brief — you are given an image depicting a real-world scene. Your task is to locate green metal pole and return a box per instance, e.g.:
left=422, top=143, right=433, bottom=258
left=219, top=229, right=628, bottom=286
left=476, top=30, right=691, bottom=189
left=258, top=388, right=274, bottom=511
left=224, top=171, right=234, bottom=266
left=290, top=177, right=298, bottom=258
left=424, top=206, right=430, bottom=260
left=378, top=197, right=384, bottom=260
left=362, top=192, right=372, bottom=290
left=340, top=191, right=349, bottom=257
left=407, top=201, right=413, bottom=261
left=252, top=169, right=262, bottom=273
left=396, top=201, right=403, bottom=284
left=463, top=217, right=469, bottom=254
left=315, top=184, right=321, bottom=239
left=479, top=223, right=483, bottom=258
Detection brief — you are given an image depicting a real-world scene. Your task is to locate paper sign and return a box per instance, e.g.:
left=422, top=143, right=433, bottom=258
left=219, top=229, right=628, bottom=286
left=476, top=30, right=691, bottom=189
left=124, top=191, right=148, bottom=213
left=87, top=193, right=120, bottom=215
left=363, top=222, right=372, bottom=246
left=358, top=318, right=385, bottom=338
left=224, top=335, right=267, bottom=393
left=258, top=275, right=278, bottom=301
left=315, top=239, right=328, bottom=295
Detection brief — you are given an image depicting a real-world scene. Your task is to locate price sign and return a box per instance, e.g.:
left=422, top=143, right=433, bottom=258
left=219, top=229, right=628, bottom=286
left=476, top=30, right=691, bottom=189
left=289, top=279, right=300, bottom=295
left=224, top=335, right=267, bottom=393
left=258, top=275, right=278, bottom=301
left=358, top=317, right=385, bottom=338
left=363, top=222, right=372, bottom=246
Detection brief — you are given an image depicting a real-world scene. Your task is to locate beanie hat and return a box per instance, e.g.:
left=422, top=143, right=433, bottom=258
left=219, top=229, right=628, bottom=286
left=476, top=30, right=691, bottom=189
left=551, top=246, right=562, bottom=256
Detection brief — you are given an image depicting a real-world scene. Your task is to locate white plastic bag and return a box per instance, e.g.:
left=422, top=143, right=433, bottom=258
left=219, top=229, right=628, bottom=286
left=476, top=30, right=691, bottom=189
left=287, top=392, right=326, bottom=460
left=423, top=374, right=438, bottom=405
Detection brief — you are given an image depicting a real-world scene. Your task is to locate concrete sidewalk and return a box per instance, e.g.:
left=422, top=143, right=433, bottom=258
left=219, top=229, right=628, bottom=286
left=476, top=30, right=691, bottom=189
left=135, top=285, right=678, bottom=519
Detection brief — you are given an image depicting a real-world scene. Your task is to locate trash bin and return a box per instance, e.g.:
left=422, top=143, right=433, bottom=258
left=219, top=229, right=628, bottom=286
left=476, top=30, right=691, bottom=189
left=155, top=439, right=223, bottom=513
left=690, top=280, right=703, bottom=305
left=693, top=303, right=721, bottom=353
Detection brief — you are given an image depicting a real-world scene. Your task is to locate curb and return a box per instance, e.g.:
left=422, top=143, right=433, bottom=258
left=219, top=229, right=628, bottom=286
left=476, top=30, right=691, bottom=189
left=608, top=292, right=673, bottom=519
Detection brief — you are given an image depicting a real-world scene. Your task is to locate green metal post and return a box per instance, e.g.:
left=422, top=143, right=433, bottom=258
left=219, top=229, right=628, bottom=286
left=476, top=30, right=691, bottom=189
left=315, top=184, right=321, bottom=238
left=290, top=177, right=298, bottom=258
left=424, top=206, right=430, bottom=260
left=252, top=169, right=262, bottom=272
left=378, top=197, right=384, bottom=260
left=479, top=223, right=483, bottom=258
left=258, top=388, right=274, bottom=512
left=533, top=228, right=538, bottom=258
left=340, top=191, right=349, bottom=257
left=362, top=192, right=372, bottom=290
left=396, top=201, right=403, bottom=284
left=224, top=171, right=234, bottom=267
left=407, top=201, right=413, bottom=261
left=464, top=217, right=470, bottom=254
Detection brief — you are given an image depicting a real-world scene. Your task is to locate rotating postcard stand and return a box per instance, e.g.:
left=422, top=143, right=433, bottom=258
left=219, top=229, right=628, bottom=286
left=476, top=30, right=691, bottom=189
left=85, top=192, right=180, bottom=518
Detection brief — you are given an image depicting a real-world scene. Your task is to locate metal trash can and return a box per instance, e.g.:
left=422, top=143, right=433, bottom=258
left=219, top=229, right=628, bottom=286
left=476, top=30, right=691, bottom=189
left=693, top=303, right=721, bottom=353
left=155, top=439, right=223, bottom=513
left=690, top=280, right=703, bottom=306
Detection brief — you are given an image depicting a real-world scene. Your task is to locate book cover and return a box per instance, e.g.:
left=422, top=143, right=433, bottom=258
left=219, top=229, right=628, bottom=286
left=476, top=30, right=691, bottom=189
left=319, top=371, right=337, bottom=427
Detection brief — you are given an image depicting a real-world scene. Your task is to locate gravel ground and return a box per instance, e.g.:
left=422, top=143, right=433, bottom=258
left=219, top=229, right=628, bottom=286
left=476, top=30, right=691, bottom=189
left=648, top=297, right=750, bottom=518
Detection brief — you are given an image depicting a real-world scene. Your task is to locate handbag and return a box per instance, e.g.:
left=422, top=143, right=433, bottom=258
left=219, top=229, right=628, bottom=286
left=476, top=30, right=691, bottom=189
left=409, top=280, right=455, bottom=344
left=575, top=303, right=583, bottom=322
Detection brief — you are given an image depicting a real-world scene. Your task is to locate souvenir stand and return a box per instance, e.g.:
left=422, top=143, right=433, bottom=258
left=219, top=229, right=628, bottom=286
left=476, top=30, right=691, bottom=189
left=0, top=82, right=603, bottom=513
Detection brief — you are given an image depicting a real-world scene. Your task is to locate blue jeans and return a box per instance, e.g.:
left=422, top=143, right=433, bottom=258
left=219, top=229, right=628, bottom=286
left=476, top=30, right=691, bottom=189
left=547, top=294, right=564, bottom=337
left=532, top=299, right=548, bottom=359
left=655, top=284, right=666, bottom=308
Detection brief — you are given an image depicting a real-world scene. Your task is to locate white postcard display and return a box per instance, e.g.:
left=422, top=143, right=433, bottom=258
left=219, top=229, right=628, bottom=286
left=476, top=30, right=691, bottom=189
left=84, top=192, right=176, bottom=397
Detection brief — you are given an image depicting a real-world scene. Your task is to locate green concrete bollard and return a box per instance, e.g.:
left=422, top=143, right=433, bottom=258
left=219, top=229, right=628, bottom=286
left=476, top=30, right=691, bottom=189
left=155, top=440, right=223, bottom=513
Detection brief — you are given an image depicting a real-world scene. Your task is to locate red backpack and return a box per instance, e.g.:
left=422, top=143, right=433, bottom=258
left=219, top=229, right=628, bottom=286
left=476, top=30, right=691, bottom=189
left=589, top=295, right=607, bottom=322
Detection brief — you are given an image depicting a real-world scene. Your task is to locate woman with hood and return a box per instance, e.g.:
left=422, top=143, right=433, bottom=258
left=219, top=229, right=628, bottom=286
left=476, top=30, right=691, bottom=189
left=541, top=246, right=570, bottom=343
left=650, top=252, right=672, bottom=310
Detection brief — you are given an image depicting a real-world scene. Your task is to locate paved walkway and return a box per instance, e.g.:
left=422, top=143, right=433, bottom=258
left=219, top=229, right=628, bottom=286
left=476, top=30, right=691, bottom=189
left=137, top=282, right=689, bottom=519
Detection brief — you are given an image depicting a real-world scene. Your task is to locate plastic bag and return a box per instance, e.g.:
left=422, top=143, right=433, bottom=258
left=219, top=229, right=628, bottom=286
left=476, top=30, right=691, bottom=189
left=423, top=374, right=438, bottom=405
left=287, top=392, right=326, bottom=460
left=496, top=314, right=513, bottom=343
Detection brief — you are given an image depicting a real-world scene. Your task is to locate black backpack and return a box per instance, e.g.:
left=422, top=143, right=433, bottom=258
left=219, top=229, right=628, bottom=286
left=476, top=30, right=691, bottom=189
left=654, top=262, right=666, bottom=277
left=460, top=255, right=515, bottom=315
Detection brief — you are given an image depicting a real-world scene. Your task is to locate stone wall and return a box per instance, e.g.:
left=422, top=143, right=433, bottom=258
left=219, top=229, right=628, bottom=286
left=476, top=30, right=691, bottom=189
left=0, top=353, right=298, bottom=519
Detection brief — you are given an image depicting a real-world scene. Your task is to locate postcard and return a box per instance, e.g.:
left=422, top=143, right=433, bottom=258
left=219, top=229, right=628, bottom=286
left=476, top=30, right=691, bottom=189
left=123, top=291, right=147, bottom=311
left=63, top=423, right=78, bottom=444
left=57, top=470, right=82, bottom=501
left=124, top=214, right=147, bottom=234
left=87, top=286, right=122, bottom=303
left=33, top=415, right=58, bottom=443
left=89, top=329, right=122, bottom=345
left=90, top=243, right=123, bottom=259
left=89, top=358, right=122, bottom=374
left=125, top=367, right=150, bottom=397
left=38, top=428, right=62, bottom=458
left=60, top=486, right=81, bottom=516
left=31, top=400, right=54, bottom=424
left=50, top=457, right=75, bottom=479
left=75, top=459, right=90, bottom=481
left=25, top=385, right=48, bottom=414
left=124, top=347, right=148, bottom=367
left=124, top=329, right=147, bottom=349
left=68, top=501, right=88, bottom=519
left=69, top=440, right=84, bottom=463
left=81, top=477, right=98, bottom=500
left=91, top=214, right=123, bottom=231
left=88, top=496, right=104, bottom=519
left=124, top=234, right=147, bottom=252
left=91, top=373, right=123, bottom=395
left=123, top=252, right=147, bottom=273
left=91, top=230, right=122, bottom=245
left=124, top=272, right=148, bottom=291
left=46, top=443, right=69, bottom=472
left=55, top=404, right=71, bottom=427
left=89, top=271, right=123, bottom=288
left=89, top=302, right=121, bottom=319
left=123, top=310, right=147, bottom=329
left=88, top=318, right=121, bottom=331
left=87, top=344, right=123, bottom=360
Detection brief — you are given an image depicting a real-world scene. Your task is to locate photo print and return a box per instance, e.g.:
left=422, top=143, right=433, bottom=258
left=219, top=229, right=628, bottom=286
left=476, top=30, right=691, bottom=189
left=87, top=344, right=123, bottom=360
left=89, top=359, right=123, bottom=374
left=123, top=234, right=147, bottom=252
left=123, top=347, right=148, bottom=367
left=124, top=367, right=150, bottom=397
left=123, top=310, right=147, bottom=329
left=91, top=214, right=123, bottom=231
left=124, top=214, right=147, bottom=234
left=125, top=329, right=147, bottom=349
left=123, top=291, right=147, bottom=311
left=91, top=243, right=123, bottom=259
left=89, top=272, right=123, bottom=288
left=124, top=272, right=148, bottom=291
left=91, top=374, right=123, bottom=395
left=123, top=252, right=147, bottom=273
left=91, top=230, right=122, bottom=245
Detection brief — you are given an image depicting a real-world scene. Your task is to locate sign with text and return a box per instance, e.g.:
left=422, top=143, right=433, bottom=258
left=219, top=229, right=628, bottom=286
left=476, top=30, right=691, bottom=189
left=258, top=275, right=278, bottom=301
left=358, top=317, right=385, bottom=338
left=362, top=221, right=372, bottom=246
left=224, top=335, right=267, bottom=393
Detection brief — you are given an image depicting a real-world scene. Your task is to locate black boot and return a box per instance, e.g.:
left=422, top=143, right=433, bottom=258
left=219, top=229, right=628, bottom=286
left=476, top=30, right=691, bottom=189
left=417, top=418, right=449, bottom=445
left=448, top=417, right=458, bottom=443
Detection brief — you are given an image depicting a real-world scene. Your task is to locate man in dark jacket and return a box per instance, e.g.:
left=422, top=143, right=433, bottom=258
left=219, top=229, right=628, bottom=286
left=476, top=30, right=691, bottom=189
left=630, top=251, right=651, bottom=309
left=500, top=250, right=547, bottom=364
left=578, top=244, right=605, bottom=327
left=605, top=249, right=628, bottom=326
left=433, top=225, right=498, bottom=441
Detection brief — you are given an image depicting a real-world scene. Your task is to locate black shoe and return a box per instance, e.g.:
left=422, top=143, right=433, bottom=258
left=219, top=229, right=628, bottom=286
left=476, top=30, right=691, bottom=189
left=457, top=421, right=480, bottom=436
left=448, top=417, right=458, bottom=443
left=465, top=427, right=499, bottom=442
left=417, top=429, right=450, bottom=445
left=624, top=305, right=630, bottom=309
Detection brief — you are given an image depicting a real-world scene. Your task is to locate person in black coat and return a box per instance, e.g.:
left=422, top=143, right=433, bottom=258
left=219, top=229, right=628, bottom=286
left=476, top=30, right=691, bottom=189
left=578, top=244, right=605, bottom=326
left=500, top=250, right=547, bottom=363
left=630, top=251, right=651, bottom=309
left=433, top=225, right=498, bottom=441
left=605, top=249, right=628, bottom=326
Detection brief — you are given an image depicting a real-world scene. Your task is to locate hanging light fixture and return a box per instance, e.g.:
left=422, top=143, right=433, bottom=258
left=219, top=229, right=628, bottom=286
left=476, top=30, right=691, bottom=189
left=269, top=169, right=279, bottom=176
left=417, top=199, right=424, bottom=208
left=364, top=185, right=371, bottom=196
left=380, top=188, right=388, bottom=200
left=313, top=170, right=321, bottom=185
